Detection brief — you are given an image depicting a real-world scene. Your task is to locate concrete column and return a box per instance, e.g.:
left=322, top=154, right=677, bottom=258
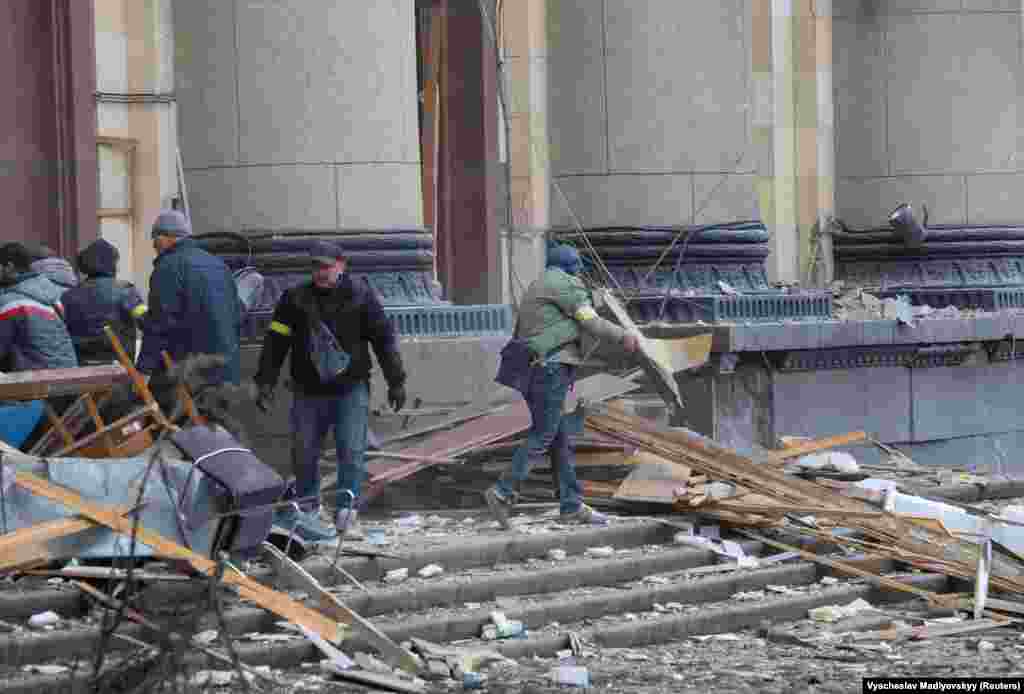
left=174, top=0, right=422, bottom=235
left=760, top=0, right=834, bottom=286
left=502, top=0, right=549, bottom=303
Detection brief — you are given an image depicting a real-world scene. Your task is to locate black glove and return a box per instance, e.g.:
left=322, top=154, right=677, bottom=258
left=256, top=385, right=275, bottom=414
left=387, top=383, right=407, bottom=413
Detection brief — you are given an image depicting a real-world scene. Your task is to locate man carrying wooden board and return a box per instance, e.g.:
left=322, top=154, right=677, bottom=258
left=487, top=244, right=641, bottom=528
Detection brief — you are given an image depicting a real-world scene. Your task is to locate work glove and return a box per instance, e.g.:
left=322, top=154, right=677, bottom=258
left=387, top=383, right=407, bottom=413
left=256, top=384, right=275, bottom=414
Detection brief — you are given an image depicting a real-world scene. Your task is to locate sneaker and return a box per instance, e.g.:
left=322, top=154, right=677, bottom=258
left=484, top=486, right=514, bottom=530
left=335, top=508, right=365, bottom=540
left=274, top=506, right=338, bottom=543
left=560, top=503, right=609, bottom=526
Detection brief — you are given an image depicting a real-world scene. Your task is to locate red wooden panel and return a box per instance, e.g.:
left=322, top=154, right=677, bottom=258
left=0, top=0, right=96, bottom=254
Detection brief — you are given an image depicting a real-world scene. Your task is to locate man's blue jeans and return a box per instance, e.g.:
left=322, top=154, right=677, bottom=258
left=290, top=382, right=369, bottom=512
left=496, top=362, right=583, bottom=514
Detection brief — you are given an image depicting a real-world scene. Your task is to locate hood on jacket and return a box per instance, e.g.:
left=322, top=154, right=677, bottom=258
left=546, top=243, right=583, bottom=276
left=1, top=273, right=66, bottom=307
left=30, top=257, right=78, bottom=289
left=77, top=239, right=119, bottom=278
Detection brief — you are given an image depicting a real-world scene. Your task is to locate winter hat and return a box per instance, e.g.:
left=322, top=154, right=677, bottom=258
left=546, top=244, right=583, bottom=276
left=77, top=238, right=120, bottom=277
left=151, top=209, right=192, bottom=239
left=310, top=240, right=346, bottom=265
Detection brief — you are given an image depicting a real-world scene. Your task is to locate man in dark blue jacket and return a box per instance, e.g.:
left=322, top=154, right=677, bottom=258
left=63, top=239, right=148, bottom=365
left=254, top=241, right=408, bottom=541
left=137, top=210, right=242, bottom=384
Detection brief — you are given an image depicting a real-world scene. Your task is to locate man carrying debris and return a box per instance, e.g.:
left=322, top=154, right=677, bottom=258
left=62, top=238, right=148, bottom=365
left=254, top=240, right=408, bottom=541
left=0, top=242, right=78, bottom=372
left=137, top=210, right=243, bottom=384
left=485, top=244, right=640, bottom=528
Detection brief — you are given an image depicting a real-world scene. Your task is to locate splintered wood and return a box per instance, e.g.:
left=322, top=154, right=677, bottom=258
left=585, top=407, right=1024, bottom=603
left=12, top=471, right=351, bottom=646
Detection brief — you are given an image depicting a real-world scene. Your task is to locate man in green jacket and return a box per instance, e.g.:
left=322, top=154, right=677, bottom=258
left=485, top=244, right=639, bottom=529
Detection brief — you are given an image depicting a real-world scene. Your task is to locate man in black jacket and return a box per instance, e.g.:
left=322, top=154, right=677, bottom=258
left=62, top=239, right=148, bottom=364
left=254, top=240, right=407, bottom=541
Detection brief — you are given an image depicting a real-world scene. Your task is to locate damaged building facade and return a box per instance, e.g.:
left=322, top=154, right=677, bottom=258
left=1, top=1, right=1023, bottom=469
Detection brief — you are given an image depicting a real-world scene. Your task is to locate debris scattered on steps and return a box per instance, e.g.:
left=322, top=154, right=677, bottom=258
left=583, top=546, right=616, bottom=558
left=417, top=563, right=444, bottom=578
left=385, top=567, right=410, bottom=584
left=809, top=598, right=877, bottom=623
left=27, top=610, right=60, bottom=629
left=482, top=611, right=526, bottom=640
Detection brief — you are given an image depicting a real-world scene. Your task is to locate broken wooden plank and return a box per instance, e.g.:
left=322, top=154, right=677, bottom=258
left=573, top=449, right=636, bottom=468
left=366, top=451, right=461, bottom=466
left=598, top=290, right=710, bottom=416
left=26, top=567, right=193, bottom=582
left=706, top=502, right=889, bottom=520
left=52, top=403, right=157, bottom=457
left=321, top=660, right=426, bottom=694
left=907, top=618, right=1014, bottom=641
left=261, top=542, right=418, bottom=673
left=12, top=471, right=348, bottom=645
left=587, top=407, right=1024, bottom=593
left=362, top=372, right=641, bottom=500
left=735, top=530, right=940, bottom=603
left=0, top=507, right=132, bottom=573
left=0, top=365, right=131, bottom=401
left=613, top=455, right=693, bottom=504
left=767, top=431, right=868, bottom=464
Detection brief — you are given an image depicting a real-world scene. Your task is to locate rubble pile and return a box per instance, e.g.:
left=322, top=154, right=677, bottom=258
left=1, top=326, right=1024, bottom=692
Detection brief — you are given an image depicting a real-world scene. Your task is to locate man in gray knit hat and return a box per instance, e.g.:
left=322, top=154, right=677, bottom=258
left=137, top=210, right=242, bottom=383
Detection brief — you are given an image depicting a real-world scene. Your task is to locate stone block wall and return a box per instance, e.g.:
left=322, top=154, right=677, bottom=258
left=834, top=1, right=1023, bottom=227
left=173, top=0, right=424, bottom=233
left=547, top=0, right=758, bottom=228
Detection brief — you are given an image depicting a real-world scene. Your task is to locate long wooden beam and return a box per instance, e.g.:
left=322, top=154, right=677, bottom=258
left=0, top=365, right=130, bottom=401
left=12, top=471, right=348, bottom=645
left=767, top=431, right=868, bottom=464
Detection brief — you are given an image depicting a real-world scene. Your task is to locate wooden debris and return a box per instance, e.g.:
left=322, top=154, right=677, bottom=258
left=586, top=407, right=1024, bottom=598
left=12, top=471, right=349, bottom=645
left=613, top=454, right=692, bottom=504
left=736, top=530, right=939, bottom=603
left=261, top=542, right=419, bottom=673
left=0, top=365, right=130, bottom=401
left=321, top=660, right=426, bottom=694
left=362, top=372, right=642, bottom=500
left=598, top=290, right=711, bottom=415
left=0, top=507, right=132, bottom=573
left=767, top=431, right=868, bottom=464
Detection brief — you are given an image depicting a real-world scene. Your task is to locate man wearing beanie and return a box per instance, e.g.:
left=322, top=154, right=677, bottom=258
left=62, top=239, right=148, bottom=365
left=137, top=210, right=242, bottom=384
left=484, top=242, right=641, bottom=529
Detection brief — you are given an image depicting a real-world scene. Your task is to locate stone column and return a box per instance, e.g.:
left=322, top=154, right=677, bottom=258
left=174, top=0, right=423, bottom=235
left=502, top=0, right=549, bottom=303
left=759, top=0, right=834, bottom=286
